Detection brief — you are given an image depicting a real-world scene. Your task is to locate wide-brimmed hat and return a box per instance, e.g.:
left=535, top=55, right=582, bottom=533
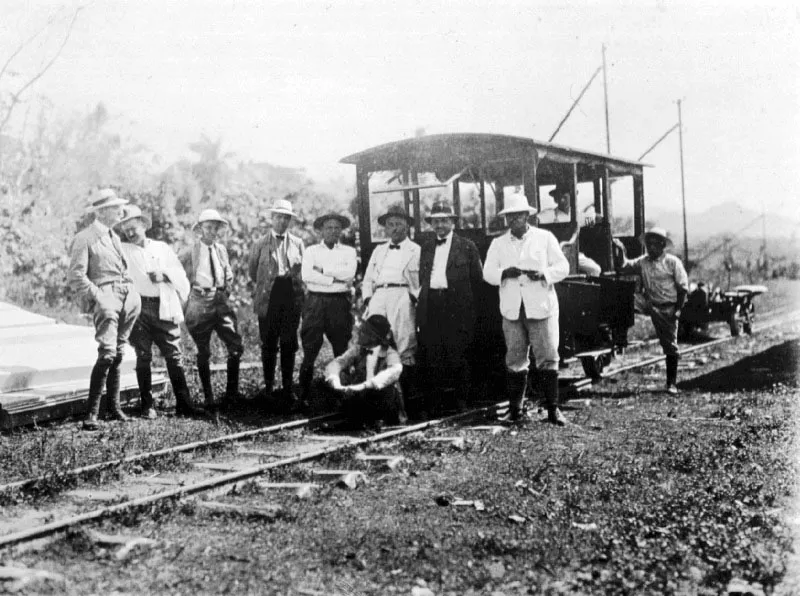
left=377, top=204, right=414, bottom=226
left=266, top=198, right=298, bottom=218
left=498, top=192, right=537, bottom=216
left=642, top=226, right=673, bottom=247
left=549, top=184, right=572, bottom=198
left=115, top=205, right=152, bottom=231
left=193, top=209, right=229, bottom=230
left=313, top=212, right=351, bottom=230
left=88, top=188, right=128, bottom=211
left=424, top=200, right=458, bottom=223
left=358, top=314, right=393, bottom=348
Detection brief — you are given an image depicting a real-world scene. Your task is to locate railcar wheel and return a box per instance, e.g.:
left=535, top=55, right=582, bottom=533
left=581, top=357, right=604, bottom=381
left=728, top=310, right=740, bottom=337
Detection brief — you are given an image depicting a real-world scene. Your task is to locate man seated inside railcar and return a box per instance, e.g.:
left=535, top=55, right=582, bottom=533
left=320, top=314, right=407, bottom=429
left=537, top=184, right=602, bottom=277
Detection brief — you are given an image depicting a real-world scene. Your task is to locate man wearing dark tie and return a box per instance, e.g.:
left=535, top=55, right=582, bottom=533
left=180, top=209, right=244, bottom=412
left=68, top=188, right=142, bottom=430
left=248, top=198, right=305, bottom=411
left=417, top=200, right=483, bottom=415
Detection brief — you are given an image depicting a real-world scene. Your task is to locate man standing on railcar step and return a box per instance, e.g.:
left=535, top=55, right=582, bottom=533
left=249, top=198, right=305, bottom=412
left=361, top=204, right=420, bottom=406
left=298, top=212, right=357, bottom=406
left=68, top=188, right=142, bottom=431
left=483, top=192, right=570, bottom=425
left=180, top=209, right=244, bottom=412
left=417, top=199, right=483, bottom=416
left=117, top=206, right=195, bottom=418
left=613, top=227, right=689, bottom=394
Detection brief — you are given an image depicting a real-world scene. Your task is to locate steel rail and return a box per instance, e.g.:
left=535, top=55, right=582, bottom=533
left=0, top=414, right=338, bottom=494
left=0, top=308, right=795, bottom=549
left=573, top=307, right=800, bottom=392
left=0, top=406, right=496, bottom=548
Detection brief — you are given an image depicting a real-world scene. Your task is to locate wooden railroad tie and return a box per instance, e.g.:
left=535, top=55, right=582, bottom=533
left=354, top=453, right=407, bottom=471
left=254, top=481, right=320, bottom=499
left=424, top=437, right=466, bottom=450
left=195, top=501, right=283, bottom=520
left=310, top=470, right=366, bottom=490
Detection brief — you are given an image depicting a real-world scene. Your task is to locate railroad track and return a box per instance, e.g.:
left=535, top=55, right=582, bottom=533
left=0, top=307, right=796, bottom=550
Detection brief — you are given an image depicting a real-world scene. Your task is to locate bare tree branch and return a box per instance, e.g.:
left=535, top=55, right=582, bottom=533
left=0, top=13, right=57, bottom=83
left=0, top=7, right=82, bottom=165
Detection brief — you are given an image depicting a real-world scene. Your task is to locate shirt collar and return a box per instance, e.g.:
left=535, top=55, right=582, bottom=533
left=93, top=219, right=111, bottom=235
left=508, top=226, right=531, bottom=241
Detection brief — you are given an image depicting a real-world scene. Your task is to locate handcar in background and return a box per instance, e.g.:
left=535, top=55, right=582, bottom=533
left=680, top=282, right=767, bottom=339
left=340, top=133, right=649, bottom=389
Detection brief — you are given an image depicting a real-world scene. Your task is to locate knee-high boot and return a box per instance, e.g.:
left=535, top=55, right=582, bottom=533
left=280, top=348, right=296, bottom=398
left=167, top=360, right=193, bottom=416
left=541, top=369, right=565, bottom=426
left=106, top=355, right=129, bottom=421
left=136, top=366, right=154, bottom=413
left=506, top=370, right=529, bottom=421
left=83, top=359, right=112, bottom=430
left=225, top=356, right=241, bottom=404
left=197, top=357, right=214, bottom=408
left=261, top=348, right=277, bottom=397
left=666, top=354, right=679, bottom=388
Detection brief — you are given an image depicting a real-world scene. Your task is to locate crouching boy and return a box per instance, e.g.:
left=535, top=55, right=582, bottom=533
left=322, top=315, right=407, bottom=427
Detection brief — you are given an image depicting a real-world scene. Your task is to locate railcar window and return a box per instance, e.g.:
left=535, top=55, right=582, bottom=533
left=609, top=177, right=634, bottom=235
left=368, top=171, right=407, bottom=242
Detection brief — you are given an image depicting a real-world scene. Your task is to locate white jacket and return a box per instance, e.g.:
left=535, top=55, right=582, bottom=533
left=483, top=226, right=569, bottom=320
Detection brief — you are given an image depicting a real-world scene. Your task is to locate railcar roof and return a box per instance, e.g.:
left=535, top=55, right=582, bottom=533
left=340, top=133, right=648, bottom=174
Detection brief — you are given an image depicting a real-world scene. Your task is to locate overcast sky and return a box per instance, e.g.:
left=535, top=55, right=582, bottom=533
left=2, top=0, right=798, bottom=223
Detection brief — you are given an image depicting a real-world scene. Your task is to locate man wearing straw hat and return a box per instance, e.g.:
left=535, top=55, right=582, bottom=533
left=68, top=188, right=142, bottom=431
left=361, top=204, right=421, bottom=401
left=416, top=199, right=483, bottom=416
left=297, top=212, right=357, bottom=406
left=116, top=205, right=194, bottom=418
left=248, top=198, right=305, bottom=410
left=483, top=192, right=570, bottom=425
left=613, top=227, right=689, bottom=394
left=180, top=209, right=244, bottom=412
left=537, top=183, right=602, bottom=277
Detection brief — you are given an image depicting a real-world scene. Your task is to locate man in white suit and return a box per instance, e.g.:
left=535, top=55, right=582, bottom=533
left=361, top=204, right=420, bottom=399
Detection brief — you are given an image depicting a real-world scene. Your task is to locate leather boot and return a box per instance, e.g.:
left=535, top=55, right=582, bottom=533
left=136, top=366, right=155, bottom=418
left=106, top=355, right=130, bottom=422
left=542, top=369, right=566, bottom=426
left=280, top=348, right=296, bottom=397
left=224, top=356, right=241, bottom=408
left=83, top=359, right=111, bottom=430
left=261, top=348, right=277, bottom=396
left=666, top=354, right=679, bottom=394
left=197, top=357, right=215, bottom=409
left=506, top=370, right=529, bottom=422
left=167, top=360, right=194, bottom=416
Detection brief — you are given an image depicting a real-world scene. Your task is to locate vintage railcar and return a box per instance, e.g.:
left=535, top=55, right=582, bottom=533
left=340, top=133, right=648, bottom=387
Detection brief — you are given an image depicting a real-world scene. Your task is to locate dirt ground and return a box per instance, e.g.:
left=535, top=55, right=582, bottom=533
left=0, top=309, right=797, bottom=594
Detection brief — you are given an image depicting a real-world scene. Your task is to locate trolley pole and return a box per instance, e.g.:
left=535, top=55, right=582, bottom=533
left=602, top=44, right=611, bottom=153
left=677, top=99, right=689, bottom=267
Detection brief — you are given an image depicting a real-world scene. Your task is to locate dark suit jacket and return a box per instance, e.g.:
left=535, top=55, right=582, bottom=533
left=417, top=233, right=483, bottom=341
left=179, top=240, right=234, bottom=289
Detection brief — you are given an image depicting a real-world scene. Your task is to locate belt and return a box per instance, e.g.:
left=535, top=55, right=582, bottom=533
left=308, top=291, right=350, bottom=297
left=192, top=286, right=225, bottom=296
left=429, top=287, right=449, bottom=293
left=97, top=279, right=131, bottom=287
left=651, top=301, right=677, bottom=308
left=140, top=295, right=160, bottom=303
left=375, top=283, right=408, bottom=289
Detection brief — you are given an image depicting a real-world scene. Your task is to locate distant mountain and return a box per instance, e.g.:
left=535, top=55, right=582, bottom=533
left=647, top=201, right=800, bottom=241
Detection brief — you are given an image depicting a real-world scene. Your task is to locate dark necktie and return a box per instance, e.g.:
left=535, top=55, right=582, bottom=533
left=435, top=238, right=447, bottom=246
left=208, top=246, right=218, bottom=287
left=109, top=230, right=127, bottom=269
left=275, top=235, right=285, bottom=242
left=389, top=244, right=400, bottom=250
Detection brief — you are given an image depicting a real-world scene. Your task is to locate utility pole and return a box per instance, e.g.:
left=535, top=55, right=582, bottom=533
left=602, top=44, right=611, bottom=154
left=677, top=99, right=689, bottom=267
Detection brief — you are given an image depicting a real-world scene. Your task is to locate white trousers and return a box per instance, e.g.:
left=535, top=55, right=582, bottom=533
left=367, top=287, right=417, bottom=365
left=502, top=314, right=560, bottom=373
